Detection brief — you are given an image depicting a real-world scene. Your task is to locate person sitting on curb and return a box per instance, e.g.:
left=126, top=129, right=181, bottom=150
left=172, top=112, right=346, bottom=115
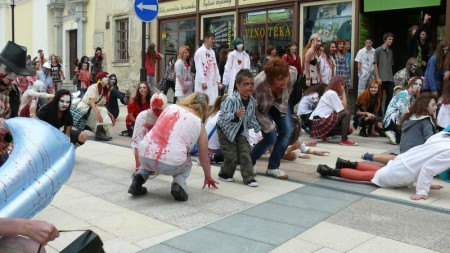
left=128, top=92, right=219, bottom=201
left=316, top=126, right=450, bottom=201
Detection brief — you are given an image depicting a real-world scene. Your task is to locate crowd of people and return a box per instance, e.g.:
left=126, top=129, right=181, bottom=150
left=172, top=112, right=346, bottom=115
left=1, top=12, right=450, bottom=251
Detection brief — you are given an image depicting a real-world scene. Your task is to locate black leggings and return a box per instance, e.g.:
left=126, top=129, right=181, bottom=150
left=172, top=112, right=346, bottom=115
left=163, top=80, right=176, bottom=103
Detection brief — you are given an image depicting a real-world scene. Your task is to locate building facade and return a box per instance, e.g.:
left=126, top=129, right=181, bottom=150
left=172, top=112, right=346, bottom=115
left=0, top=0, right=448, bottom=91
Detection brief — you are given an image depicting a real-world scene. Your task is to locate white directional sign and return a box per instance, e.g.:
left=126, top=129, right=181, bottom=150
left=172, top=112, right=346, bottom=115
left=134, top=0, right=159, bottom=22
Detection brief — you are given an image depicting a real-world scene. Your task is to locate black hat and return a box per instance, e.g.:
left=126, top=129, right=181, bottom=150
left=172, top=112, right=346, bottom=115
left=0, top=41, right=36, bottom=76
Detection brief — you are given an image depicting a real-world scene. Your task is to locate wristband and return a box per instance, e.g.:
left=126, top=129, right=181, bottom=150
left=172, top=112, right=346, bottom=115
left=308, top=149, right=314, bottom=154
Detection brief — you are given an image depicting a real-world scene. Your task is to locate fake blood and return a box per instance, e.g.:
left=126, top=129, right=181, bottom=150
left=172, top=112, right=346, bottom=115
left=152, top=111, right=179, bottom=161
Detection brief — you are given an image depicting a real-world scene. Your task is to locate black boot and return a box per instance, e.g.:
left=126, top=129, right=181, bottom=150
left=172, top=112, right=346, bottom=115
left=335, top=157, right=358, bottom=169
left=128, top=174, right=147, bottom=195
left=170, top=182, right=188, bottom=201
left=359, top=127, right=369, bottom=137
left=95, top=126, right=112, bottom=141
left=317, top=164, right=341, bottom=177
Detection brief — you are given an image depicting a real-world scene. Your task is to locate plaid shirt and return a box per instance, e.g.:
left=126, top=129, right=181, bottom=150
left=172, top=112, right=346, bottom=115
left=334, top=54, right=350, bottom=88
left=252, top=66, right=297, bottom=133
left=0, top=89, right=10, bottom=119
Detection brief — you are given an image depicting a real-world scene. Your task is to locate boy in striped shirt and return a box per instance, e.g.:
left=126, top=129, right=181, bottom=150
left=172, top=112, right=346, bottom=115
left=217, top=69, right=261, bottom=187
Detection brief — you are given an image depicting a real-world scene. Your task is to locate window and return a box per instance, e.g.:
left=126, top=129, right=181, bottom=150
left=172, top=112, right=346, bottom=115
left=242, top=8, right=293, bottom=74
left=115, top=18, right=129, bottom=62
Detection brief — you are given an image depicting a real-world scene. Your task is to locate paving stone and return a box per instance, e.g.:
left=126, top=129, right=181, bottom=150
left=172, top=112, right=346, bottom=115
left=161, top=227, right=275, bottom=253
left=242, top=202, right=332, bottom=228
left=269, top=191, right=355, bottom=214
left=294, top=186, right=362, bottom=202
left=313, top=178, right=378, bottom=194
left=207, top=213, right=307, bottom=245
left=137, top=244, right=188, bottom=253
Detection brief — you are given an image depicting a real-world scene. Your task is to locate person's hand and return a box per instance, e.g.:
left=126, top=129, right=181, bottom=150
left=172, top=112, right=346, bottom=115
left=315, top=150, right=330, bottom=156
left=201, top=82, right=207, bottom=90
left=365, top=112, right=375, bottom=119
left=424, top=14, right=431, bottom=23
left=444, top=70, right=450, bottom=81
left=430, top=184, right=444, bottom=190
left=410, top=194, right=427, bottom=200
left=96, top=111, right=103, bottom=123
left=203, top=176, right=219, bottom=189
left=306, top=79, right=311, bottom=87
left=298, top=154, right=311, bottom=159
left=349, top=125, right=355, bottom=134
left=182, top=85, right=188, bottom=93
left=24, top=220, right=59, bottom=245
left=376, top=78, right=382, bottom=84
left=0, top=140, right=10, bottom=155
left=218, top=82, right=223, bottom=89
left=432, top=91, right=438, bottom=96
left=304, top=140, right=317, bottom=146
left=236, top=107, right=245, bottom=118
left=421, top=61, right=427, bottom=67
left=283, top=152, right=297, bottom=161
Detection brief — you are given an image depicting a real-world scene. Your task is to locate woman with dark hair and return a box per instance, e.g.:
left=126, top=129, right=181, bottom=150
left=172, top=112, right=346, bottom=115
left=406, top=14, right=432, bottom=69
left=423, top=40, right=449, bottom=95
left=297, top=83, right=326, bottom=133
left=309, top=76, right=357, bottom=145
left=354, top=80, right=382, bottom=137
left=320, top=41, right=336, bottom=85
left=37, top=89, right=88, bottom=147
left=281, top=41, right=302, bottom=75
left=145, top=43, right=163, bottom=94
left=125, top=82, right=151, bottom=136
left=106, top=74, right=127, bottom=120
left=334, top=39, right=350, bottom=89
left=383, top=76, right=423, bottom=144
left=91, top=47, right=105, bottom=82
left=261, top=45, right=277, bottom=70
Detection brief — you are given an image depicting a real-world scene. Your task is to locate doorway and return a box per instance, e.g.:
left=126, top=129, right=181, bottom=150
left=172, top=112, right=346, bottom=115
left=69, top=30, right=78, bottom=78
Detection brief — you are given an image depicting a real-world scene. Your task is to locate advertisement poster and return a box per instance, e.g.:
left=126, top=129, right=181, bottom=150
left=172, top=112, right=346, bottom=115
left=303, top=1, right=352, bottom=44
left=203, top=14, right=235, bottom=50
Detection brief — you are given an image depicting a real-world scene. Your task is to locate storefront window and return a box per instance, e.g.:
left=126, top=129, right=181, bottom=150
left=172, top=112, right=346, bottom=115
left=302, top=1, right=352, bottom=46
left=160, top=19, right=196, bottom=75
left=243, top=8, right=293, bottom=75
left=202, top=14, right=235, bottom=51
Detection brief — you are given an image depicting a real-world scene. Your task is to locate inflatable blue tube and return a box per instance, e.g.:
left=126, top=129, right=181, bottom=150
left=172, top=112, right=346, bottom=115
left=0, top=118, right=75, bottom=219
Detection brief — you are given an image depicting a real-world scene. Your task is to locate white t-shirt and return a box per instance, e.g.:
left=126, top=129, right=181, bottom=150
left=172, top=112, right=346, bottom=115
left=174, top=59, right=193, bottom=98
left=297, top=92, right=319, bottom=116
left=131, top=109, right=158, bottom=149
left=205, top=112, right=220, bottom=150
left=139, top=104, right=201, bottom=166
left=309, top=90, right=343, bottom=119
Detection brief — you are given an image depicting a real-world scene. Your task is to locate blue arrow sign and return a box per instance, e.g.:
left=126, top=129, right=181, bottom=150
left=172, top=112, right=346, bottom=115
left=134, top=0, right=159, bottom=23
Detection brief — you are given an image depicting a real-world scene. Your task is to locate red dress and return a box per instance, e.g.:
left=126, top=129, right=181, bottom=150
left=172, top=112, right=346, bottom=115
left=126, top=99, right=150, bottom=126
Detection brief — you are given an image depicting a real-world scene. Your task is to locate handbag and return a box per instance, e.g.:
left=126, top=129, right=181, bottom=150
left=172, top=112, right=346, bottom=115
left=288, top=73, right=305, bottom=110
left=59, top=230, right=105, bottom=253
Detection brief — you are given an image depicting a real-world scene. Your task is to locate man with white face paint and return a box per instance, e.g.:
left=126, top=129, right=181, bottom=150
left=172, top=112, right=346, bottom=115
left=0, top=41, right=36, bottom=159
left=222, top=37, right=250, bottom=95
left=19, top=80, right=54, bottom=118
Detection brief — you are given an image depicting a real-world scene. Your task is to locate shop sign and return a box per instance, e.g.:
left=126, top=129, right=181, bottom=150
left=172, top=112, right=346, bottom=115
left=239, top=0, right=276, bottom=5
left=203, top=15, right=235, bottom=49
left=200, top=0, right=235, bottom=11
left=244, top=25, right=291, bottom=39
left=158, top=0, right=196, bottom=17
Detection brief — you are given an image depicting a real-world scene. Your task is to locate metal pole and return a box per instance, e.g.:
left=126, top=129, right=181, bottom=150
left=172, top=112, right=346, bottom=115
left=10, top=0, right=15, bottom=42
left=140, top=22, right=147, bottom=82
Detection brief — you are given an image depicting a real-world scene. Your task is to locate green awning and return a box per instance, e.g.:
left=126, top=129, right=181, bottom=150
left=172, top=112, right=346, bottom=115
left=364, top=0, right=441, bottom=12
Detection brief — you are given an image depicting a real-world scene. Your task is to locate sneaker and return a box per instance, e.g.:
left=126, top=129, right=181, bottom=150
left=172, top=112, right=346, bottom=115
left=247, top=179, right=258, bottom=187
left=361, top=152, right=373, bottom=161
left=339, top=140, right=358, bottom=146
left=218, top=172, right=235, bottom=182
left=385, top=130, right=397, bottom=145
left=266, top=168, right=288, bottom=179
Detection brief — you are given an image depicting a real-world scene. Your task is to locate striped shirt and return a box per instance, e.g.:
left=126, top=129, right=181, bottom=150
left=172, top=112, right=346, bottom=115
left=217, top=91, right=260, bottom=142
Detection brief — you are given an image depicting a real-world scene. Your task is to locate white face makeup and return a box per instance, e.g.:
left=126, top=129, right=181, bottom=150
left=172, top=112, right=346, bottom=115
left=411, top=79, right=422, bottom=93
left=58, top=95, right=71, bottom=111
left=236, top=44, right=244, bottom=50
left=369, top=85, right=379, bottom=95
left=0, top=63, right=18, bottom=88
left=101, top=77, right=109, bottom=85
left=109, top=77, right=116, bottom=84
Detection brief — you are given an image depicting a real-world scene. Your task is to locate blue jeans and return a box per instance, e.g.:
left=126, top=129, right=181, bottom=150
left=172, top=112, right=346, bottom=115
left=251, top=106, right=293, bottom=170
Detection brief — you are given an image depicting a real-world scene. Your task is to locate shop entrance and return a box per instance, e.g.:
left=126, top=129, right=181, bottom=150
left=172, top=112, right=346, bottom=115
left=362, top=5, right=445, bottom=73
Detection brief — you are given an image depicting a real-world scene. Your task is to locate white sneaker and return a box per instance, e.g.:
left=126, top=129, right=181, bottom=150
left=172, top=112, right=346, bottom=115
left=266, top=168, right=288, bottom=179
left=247, top=179, right=258, bottom=187
left=385, top=130, right=397, bottom=145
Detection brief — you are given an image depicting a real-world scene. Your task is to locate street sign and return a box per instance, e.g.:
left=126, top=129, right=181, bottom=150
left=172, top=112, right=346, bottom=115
left=134, top=0, right=159, bottom=23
